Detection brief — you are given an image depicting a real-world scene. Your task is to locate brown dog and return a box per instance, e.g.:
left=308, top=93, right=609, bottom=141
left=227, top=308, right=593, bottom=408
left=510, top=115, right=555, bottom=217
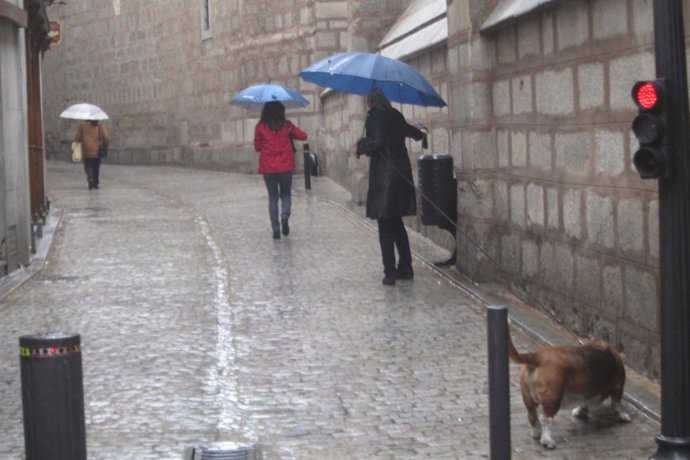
left=508, top=330, right=631, bottom=448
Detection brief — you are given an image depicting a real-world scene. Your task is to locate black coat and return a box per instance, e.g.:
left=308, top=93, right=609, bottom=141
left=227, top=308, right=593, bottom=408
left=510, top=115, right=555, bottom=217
left=358, top=106, right=425, bottom=220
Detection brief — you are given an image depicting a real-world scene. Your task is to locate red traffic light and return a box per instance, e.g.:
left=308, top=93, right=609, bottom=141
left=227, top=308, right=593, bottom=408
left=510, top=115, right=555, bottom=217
left=631, top=79, right=669, bottom=179
left=632, top=80, right=664, bottom=110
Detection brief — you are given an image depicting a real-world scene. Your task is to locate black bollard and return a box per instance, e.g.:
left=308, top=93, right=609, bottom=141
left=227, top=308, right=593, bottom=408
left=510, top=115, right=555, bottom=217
left=20, top=333, right=86, bottom=460
left=487, top=306, right=511, bottom=460
left=30, top=224, right=36, bottom=255
left=303, top=143, right=311, bottom=190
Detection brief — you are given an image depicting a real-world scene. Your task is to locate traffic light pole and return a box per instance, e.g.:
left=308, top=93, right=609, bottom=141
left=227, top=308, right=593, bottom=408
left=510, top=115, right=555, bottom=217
left=650, top=1, right=690, bottom=458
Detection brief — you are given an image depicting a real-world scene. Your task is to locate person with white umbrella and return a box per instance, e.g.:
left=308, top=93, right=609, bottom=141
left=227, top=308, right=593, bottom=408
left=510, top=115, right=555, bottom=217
left=74, top=119, right=110, bottom=190
left=61, top=103, right=111, bottom=190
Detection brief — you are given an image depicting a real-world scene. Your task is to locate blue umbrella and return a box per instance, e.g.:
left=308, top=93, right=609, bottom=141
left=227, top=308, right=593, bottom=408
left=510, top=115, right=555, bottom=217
left=299, top=52, right=446, bottom=107
left=229, top=83, right=310, bottom=110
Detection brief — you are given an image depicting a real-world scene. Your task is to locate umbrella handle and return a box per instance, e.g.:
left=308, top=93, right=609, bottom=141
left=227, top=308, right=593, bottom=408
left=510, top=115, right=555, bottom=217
left=415, top=124, right=429, bottom=149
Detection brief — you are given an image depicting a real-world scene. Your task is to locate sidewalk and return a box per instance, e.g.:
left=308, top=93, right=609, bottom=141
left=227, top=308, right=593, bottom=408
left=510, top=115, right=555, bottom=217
left=310, top=165, right=661, bottom=423
left=0, top=161, right=660, bottom=459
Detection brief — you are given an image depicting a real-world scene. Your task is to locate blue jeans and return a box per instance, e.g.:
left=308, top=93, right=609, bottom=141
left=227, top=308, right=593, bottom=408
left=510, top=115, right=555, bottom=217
left=263, top=172, right=292, bottom=231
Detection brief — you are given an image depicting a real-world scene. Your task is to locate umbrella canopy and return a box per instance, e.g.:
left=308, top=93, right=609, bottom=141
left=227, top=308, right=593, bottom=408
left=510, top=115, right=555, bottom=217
left=229, top=83, right=310, bottom=110
left=59, top=103, right=109, bottom=120
left=299, top=52, right=446, bottom=107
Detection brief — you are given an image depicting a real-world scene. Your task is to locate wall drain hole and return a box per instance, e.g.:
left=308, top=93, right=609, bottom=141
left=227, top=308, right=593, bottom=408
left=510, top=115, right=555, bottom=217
left=183, top=442, right=259, bottom=460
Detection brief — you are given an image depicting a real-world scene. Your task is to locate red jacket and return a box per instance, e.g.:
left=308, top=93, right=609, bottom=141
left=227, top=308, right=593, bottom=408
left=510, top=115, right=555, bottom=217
left=254, top=120, right=308, bottom=174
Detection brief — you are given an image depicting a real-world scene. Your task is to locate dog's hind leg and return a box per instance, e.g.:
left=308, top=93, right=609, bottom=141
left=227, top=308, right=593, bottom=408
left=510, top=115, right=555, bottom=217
left=538, top=415, right=556, bottom=449
left=610, top=381, right=632, bottom=422
left=539, top=397, right=562, bottom=449
left=521, top=384, right=541, bottom=439
left=612, top=400, right=631, bottom=422
left=528, top=405, right=541, bottom=440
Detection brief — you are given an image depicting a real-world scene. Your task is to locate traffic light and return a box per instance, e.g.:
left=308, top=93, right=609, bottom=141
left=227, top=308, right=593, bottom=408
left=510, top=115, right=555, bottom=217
left=631, top=79, right=669, bottom=179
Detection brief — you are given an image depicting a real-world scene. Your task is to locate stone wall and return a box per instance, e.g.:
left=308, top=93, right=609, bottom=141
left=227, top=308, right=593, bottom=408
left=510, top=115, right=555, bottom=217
left=447, top=0, right=662, bottom=377
left=43, top=0, right=409, bottom=173
left=44, top=0, right=321, bottom=172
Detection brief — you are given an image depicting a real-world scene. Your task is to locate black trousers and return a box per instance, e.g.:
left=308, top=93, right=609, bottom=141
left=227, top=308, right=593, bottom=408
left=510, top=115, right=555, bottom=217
left=83, top=157, right=101, bottom=188
left=377, top=217, right=412, bottom=276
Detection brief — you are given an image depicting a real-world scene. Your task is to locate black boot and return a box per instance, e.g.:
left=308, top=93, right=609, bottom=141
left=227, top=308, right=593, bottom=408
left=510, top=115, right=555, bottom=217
left=395, top=265, right=414, bottom=280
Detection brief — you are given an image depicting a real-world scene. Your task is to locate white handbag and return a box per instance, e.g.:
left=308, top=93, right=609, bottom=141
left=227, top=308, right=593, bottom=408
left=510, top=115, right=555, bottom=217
left=71, top=142, right=82, bottom=163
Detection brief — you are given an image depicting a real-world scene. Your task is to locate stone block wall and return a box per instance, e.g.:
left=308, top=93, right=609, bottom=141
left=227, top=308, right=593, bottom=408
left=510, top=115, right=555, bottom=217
left=43, top=0, right=327, bottom=173
left=448, top=0, right=662, bottom=377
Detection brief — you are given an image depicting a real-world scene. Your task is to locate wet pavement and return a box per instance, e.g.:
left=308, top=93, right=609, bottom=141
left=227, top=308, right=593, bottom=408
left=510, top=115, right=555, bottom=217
left=0, top=161, right=660, bottom=459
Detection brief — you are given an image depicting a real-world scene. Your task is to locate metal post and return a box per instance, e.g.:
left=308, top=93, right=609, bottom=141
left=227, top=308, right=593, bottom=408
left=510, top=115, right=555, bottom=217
left=20, top=333, right=87, bottom=460
left=303, top=143, right=311, bottom=190
left=650, top=1, right=690, bottom=458
left=30, top=224, right=36, bottom=255
left=487, top=306, right=511, bottom=460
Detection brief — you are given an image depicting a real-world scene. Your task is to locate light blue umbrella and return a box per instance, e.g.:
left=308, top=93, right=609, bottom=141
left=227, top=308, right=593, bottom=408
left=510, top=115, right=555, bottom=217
left=229, top=83, right=310, bottom=110
left=299, top=52, right=446, bottom=107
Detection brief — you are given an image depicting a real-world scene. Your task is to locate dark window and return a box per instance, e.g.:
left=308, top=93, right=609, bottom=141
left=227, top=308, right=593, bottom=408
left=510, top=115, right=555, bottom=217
left=201, top=0, right=212, bottom=39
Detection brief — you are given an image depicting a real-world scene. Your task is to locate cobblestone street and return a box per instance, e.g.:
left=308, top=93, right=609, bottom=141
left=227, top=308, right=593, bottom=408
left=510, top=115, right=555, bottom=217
left=0, top=162, right=660, bottom=459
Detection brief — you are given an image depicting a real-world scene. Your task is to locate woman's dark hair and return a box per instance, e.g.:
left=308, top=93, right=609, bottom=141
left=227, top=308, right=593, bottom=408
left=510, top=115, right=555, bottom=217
left=260, top=101, right=287, bottom=131
left=367, top=87, right=393, bottom=111
left=89, top=120, right=99, bottom=127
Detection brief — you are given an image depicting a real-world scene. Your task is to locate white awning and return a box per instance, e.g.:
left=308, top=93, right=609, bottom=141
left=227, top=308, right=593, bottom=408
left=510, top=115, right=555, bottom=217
left=377, top=0, right=447, bottom=60
left=481, top=0, right=565, bottom=33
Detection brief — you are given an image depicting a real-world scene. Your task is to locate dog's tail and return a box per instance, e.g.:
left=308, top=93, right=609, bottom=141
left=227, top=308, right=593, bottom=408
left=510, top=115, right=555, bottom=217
left=507, top=327, right=539, bottom=366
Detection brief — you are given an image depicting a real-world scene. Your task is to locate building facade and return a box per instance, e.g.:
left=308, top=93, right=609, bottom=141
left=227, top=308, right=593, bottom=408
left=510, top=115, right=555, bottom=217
left=41, top=0, right=677, bottom=378
left=0, top=0, right=52, bottom=275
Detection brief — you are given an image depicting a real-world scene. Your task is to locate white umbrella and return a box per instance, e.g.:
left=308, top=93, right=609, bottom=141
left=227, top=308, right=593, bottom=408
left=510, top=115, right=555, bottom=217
left=59, top=103, right=109, bottom=120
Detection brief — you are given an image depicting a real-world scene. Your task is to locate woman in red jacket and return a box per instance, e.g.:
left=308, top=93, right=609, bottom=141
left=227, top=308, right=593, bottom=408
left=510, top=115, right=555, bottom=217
left=254, top=101, right=308, bottom=239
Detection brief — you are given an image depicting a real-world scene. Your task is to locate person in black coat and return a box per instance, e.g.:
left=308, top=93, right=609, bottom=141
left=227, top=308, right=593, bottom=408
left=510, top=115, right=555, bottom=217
left=357, top=88, right=428, bottom=286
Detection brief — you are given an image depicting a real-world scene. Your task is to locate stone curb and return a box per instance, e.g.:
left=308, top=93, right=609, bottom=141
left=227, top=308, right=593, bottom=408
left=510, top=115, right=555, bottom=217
left=0, top=210, right=60, bottom=301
